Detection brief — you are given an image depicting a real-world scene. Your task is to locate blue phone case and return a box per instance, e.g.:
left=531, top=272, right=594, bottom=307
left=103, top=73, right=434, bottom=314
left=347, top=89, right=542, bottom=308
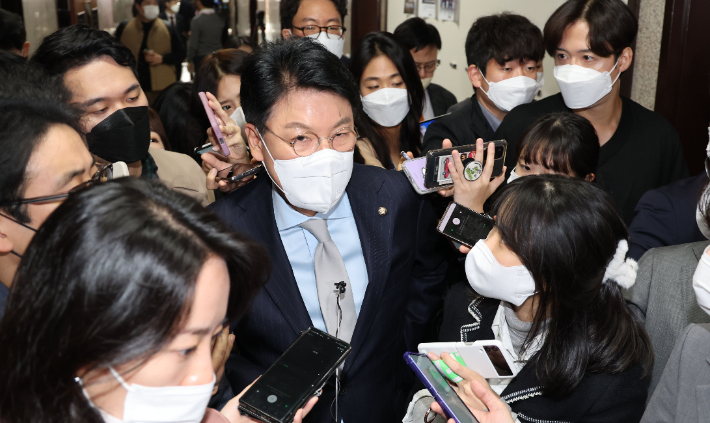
left=404, top=352, right=479, bottom=423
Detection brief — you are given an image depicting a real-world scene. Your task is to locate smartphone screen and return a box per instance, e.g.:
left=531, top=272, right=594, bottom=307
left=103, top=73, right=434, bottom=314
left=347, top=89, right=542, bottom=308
left=438, top=203, right=494, bottom=247
left=239, top=328, right=350, bottom=422
left=484, top=345, right=513, bottom=377
left=407, top=353, right=478, bottom=423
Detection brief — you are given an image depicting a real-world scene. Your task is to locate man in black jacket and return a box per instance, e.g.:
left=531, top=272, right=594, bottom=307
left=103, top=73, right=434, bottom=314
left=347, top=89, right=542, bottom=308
left=421, top=14, right=544, bottom=154
left=393, top=17, right=457, bottom=119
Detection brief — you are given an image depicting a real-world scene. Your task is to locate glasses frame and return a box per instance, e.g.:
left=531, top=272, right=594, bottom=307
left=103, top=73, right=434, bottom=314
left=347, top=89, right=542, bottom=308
left=291, top=25, right=347, bottom=39
left=0, top=163, right=112, bottom=206
left=264, top=126, right=359, bottom=157
left=415, top=59, right=441, bottom=73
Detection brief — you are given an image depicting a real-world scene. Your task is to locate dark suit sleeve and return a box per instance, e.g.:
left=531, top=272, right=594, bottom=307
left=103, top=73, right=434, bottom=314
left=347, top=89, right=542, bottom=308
left=493, top=112, right=525, bottom=173
left=583, top=366, right=648, bottom=422
left=403, top=197, right=448, bottom=350
left=162, top=23, right=186, bottom=66
left=224, top=348, right=266, bottom=393
left=421, top=118, right=462, bottom=155
left=628, top=189, right=677, bottom=261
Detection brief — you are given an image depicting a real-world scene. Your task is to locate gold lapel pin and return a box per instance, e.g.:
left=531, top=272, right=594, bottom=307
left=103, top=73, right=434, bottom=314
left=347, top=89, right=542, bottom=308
left=378, top=207, right=387, bottom=216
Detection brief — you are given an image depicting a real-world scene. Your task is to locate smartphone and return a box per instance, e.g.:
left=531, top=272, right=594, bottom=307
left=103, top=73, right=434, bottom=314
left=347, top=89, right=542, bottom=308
left=424, top=140, right=507, bottom=189
left=418, top=341, right=517, bottom=379
left=238, top=327, right=351, bottom=423
left=404, top=352, right=479, bottom=423
left=227, top=164, right=264, bottom=183
left=419, top=114, right=449, bottom=137
left=437, top=202, right=494, bottom=248
left=194, top=142, right=222, bottom=157
left=197, top=91, right=231, bottom=157
left=402, top=156, right=440, bottom=195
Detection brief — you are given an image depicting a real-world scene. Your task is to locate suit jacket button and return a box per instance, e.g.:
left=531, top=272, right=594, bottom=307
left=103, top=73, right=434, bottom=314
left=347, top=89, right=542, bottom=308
left=340, top=386, right=348, bottom=395
left=378, top=207, right=387, bottom=216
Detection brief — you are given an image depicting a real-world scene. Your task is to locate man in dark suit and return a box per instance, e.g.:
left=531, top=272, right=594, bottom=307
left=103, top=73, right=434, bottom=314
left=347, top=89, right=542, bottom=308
left=159, top=0, right=187, bottom=78
left=628, top=173, right=708, bottom=261
left=421, top=14, right=544, bottom=155
left=393, top=17, right=457, bottom=119
left=210, top=38, right=448, bottom=423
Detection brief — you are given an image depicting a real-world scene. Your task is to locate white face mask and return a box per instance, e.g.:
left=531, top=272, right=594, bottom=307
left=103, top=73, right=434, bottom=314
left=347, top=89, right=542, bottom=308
left=170, top=3, right=180, bottom=13
left=142, top=5, right=160, bottom=21
left=507, top=167, right=521, bottom=183
left=259, top=130, right=353, bottom=214
left=479, top=75, right=540, bottom=112
left=536, top=72, right=544, bottom=86
left=306, top=33, right=344, bottom=58
left=107, top=367, right=215, bottom=423
left=693, top=245, right=710, bottom=316
left=361, top=88, right=410, bottom=128
left=465, top=239, right=536, bottom=307
left=553, top=61, right=620, bottom=109
left=230, top=107, right=247, bottom=129
left=421, top=77, right=432, bottom=90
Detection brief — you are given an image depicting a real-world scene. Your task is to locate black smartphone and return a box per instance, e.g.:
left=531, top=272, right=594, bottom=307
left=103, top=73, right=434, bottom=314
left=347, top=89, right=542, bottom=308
left=228, top=164, right=264, bottom=183
left=437, top=202, right=495, bottom=248
left=419, top=113, right=449, bottom=137
left=424, top=140, right=507, bottom=189
left=194, top=142, right=221, bottom=156
left=238, top=327, right=351, bottom=423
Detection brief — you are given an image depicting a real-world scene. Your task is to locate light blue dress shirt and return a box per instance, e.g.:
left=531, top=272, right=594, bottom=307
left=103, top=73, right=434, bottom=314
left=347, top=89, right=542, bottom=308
left=272, top=187, right=369, bottom=333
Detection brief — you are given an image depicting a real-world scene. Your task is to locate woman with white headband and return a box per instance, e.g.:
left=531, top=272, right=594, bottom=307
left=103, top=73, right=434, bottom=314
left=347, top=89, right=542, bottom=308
left=494, top=0, right=687, bottom=226
left=410, top=173, right=653, bottom=423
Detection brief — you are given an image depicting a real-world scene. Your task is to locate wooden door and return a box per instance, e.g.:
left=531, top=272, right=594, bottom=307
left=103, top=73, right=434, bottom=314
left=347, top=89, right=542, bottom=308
left=655, top=0, right=710, bottom=176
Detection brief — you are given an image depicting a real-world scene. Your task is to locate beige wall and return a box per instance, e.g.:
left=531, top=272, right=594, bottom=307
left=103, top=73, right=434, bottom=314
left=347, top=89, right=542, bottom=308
left=386, top=0, right=633, bottom=103
left=21, top=0, right=58, bottom=54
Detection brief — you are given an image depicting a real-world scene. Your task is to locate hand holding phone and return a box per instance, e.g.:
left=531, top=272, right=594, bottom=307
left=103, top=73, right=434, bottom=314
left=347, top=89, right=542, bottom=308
left=404, top=352, right=480, bottom=423
left=238, top=328, right=350, bottom=423
left=424, top=139, right=507, bottom=190
left=418, top=341, right=518, bottom=379
left=198, top=92, right=231, bottom=156
left=448, top=138, right=507, bottom=213
left=438, top=202, right=494, bottom=248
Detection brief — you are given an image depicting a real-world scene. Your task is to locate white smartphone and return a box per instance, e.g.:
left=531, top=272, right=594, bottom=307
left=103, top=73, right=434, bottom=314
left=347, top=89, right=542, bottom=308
left=418, top=341, right=518, bottom=379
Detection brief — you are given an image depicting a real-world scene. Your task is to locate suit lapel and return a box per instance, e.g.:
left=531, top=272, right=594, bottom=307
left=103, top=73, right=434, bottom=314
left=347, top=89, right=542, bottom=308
left=343, top=166, right=393, bottom=371
left=236, top=178, right=313, bottom=336
left=692, top=241, right=710, bottom=261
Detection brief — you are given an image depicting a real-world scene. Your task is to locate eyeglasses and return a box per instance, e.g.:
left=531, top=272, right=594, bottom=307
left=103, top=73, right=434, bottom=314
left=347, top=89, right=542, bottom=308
left=0, top=163, right=113, bottom=206
left=264, top=126, right=359, bottom=157
left=415, top=59, right=440, bottom=73
left=292, top=25, right=346, bottom=39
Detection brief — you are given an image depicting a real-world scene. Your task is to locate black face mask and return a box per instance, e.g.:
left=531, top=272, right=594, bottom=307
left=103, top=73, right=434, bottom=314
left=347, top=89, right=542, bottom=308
left=85, top=106, right=151, bottom=163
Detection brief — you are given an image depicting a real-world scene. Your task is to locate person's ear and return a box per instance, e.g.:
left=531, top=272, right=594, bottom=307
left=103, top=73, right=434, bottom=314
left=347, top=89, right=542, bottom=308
left=21, top=42, right=30, bottom=58
left=585, top=173, right=596, bottom=182
left=617, top=47, right=634, bottom=74
left=0, top=220, right=15, bottom=254
left=282, top=28, right=293, bottom=39
left=245, top=124, right=264, bottom=162
left=468, top=65, right=483, bottom=89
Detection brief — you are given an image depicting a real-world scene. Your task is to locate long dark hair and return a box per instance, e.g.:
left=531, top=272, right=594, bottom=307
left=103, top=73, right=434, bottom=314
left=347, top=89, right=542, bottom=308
left=490, top=175, right=653, bottom=398
left=0, top=178, right=269, bottom=423
left=350, top=32, right=424, bottom=167
left=153, top=82, right=204, bottom=159
left=516, top=112, right=599, bottom=178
